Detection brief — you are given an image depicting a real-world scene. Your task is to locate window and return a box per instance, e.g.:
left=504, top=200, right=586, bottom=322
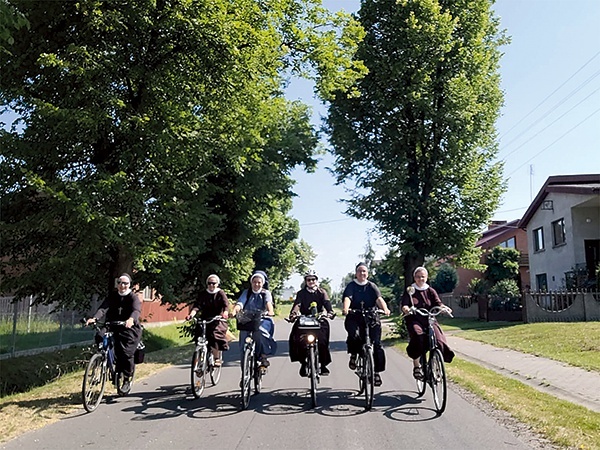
left=533, top=227, right=544, bottom=251
left=536, top=273, right=548, bottom=291
left=499, top=237, right=516, bottom=248
left=143, top=286, right=153, bottom=302
left=552, top=218, right=566, bottom=246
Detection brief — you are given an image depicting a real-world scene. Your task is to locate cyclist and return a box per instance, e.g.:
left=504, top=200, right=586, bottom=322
left=86, top=273, right=142, bottom=393
left=342, top=262, right=390, bottom=387
left=186, top=274, right=230, bottom=366
left=232, top=270, right=276, bottom=369
left=288, top=269, right=335, bottom=376
left=401, top=266, right=455, bottom=381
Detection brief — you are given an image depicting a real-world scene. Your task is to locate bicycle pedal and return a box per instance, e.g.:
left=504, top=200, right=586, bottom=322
left=259, top=366, right=268, bottom=375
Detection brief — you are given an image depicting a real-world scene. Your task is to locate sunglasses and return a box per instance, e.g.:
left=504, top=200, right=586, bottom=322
left=118, top=281, right=130, bottom=285
left=305, top=278, right=317, bottom=282
left=207, top=282, right=218, bottom=286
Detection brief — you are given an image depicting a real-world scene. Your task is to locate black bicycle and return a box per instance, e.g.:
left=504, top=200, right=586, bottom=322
left=348, top=306, right=384, bottom=411
left=81, top=320, right=131, bottom=412
left=189, top=315, right=226, bottom=399
left=236, top=309, right=269, bottom=410
left=408, top=305, right=453, bottom=415
left=286, top=311, right=334, bottom=408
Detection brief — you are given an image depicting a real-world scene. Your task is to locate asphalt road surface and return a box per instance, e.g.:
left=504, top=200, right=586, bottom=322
left=3, top=319, right=536, bottom=450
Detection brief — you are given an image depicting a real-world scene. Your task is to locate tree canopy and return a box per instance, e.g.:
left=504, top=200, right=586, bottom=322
left=0, top=0, right=366, bottom=308
left=326, top=0, right=507, bottom=285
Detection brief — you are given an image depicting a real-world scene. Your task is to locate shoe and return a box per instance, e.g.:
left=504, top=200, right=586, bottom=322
left=299, top=363, right=307, bottom=377
left=374, top=373, right=382, bottom=387
left=121, top=378, right=131, bottom=394
left=320, top=366, right=330, bottom=376
left=413, top=366, right=424, bottom=381
left=213, top=359, right=222, bottom=367
left=348, top=354, right=357, bottom=370
left=260, top=358, right=270, bottom=368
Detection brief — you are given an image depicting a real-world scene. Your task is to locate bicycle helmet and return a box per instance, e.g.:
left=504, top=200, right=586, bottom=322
left=304, top=269, right=318, bottom=280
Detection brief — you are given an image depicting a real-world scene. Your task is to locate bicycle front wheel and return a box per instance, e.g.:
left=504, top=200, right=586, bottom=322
left=191, top=347, right=207, bottom=399
left=210, top=351, right=222, bottom=386
left=308, top=345, right=318, bottom=408
left=416, top=354, right=426, bottom=397
left=363, top=348, right=375, bottom=410
left=429, top=348, right=447, bottom=415
left=82, top=353, right=107, bottom=413
left=253, top=358, right=263, bottom=395
left=240, top=346, right=253, bottom=409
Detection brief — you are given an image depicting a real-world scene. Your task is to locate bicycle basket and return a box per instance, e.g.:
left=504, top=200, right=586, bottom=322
left=134, top=340, right=146, bottom=364
left=297, top=315, right=321, bottom=330
left=236, top=309, right=263, bottom=332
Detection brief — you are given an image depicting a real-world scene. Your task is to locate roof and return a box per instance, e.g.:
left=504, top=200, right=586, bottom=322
left=476, top=219, right=520, bottom=247
left=518, top=174, right=600, bottom=229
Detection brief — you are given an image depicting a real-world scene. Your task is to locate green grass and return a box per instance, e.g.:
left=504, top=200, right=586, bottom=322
left=0, top=318, right=94, bottom=354
left=442, top=320, right=600, bottom=372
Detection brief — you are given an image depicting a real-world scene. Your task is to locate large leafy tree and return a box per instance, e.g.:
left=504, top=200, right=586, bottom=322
left=0, top=0, right=366, bottom=309
left=327, top=0, right=507, bottom=285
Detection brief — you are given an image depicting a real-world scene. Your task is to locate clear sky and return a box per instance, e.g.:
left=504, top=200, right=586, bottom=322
left=285, top=0, right=600, bottom=291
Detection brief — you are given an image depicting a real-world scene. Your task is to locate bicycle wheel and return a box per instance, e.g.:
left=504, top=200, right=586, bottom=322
left=240, top=346, right=253, bottom=409
left=416, top=353, right=427, bottom=397
left=429, top=348, right=447, bottom=415
left=210, top=351, right=222, bottom=386
left=82, top=353, right=107, bottom=413
left=364, top=348, right=375, bottom=410
left=191, top=347, right=207, bottom=399
left=308, top=345, right=318, bottom=408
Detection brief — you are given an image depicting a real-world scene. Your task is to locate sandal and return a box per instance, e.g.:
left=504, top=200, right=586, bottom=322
left=413, top=366, right=424, bottom=381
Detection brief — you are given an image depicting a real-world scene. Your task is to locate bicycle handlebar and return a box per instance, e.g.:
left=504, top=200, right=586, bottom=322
left=348, top=308, right=386, bottom=315
left=406, top=305, right=454, bottom=318
left=189, top=315, right=227, bottom=325
left=285, top=311, right=335, bottom=323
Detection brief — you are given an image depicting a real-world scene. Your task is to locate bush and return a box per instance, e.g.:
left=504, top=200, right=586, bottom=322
left=489, top=279, right=520, bottom=298
left=468, top=277, right=489, bottom=301
left=431, top=263, right=458, bottom=294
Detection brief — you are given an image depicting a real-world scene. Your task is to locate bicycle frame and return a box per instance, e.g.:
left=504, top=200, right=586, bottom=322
left=190, top=316, right=224, bottom=399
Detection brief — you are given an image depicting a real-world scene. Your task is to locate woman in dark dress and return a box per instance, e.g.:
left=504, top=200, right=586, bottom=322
left=288, top=270, right=335, bottom=376
left=401, top=266, right=455, bottom=380
left=186, top=274, right=230, bottom=365
left=86, top=273, right=142, bottom=393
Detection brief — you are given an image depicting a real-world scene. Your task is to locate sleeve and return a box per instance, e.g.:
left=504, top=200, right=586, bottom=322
left=400, top=291, right=412, bottom=308
left=218, top=290, right=230, bottom=311
left=93, top=296, right=111, bottom=321
left=292, top=291, right=302, bottom=308
left=342, top=283, right=353, bottom=300
left=429, top=288, right=443, bottom=307
left=130, top=293, right=142, bottom=322
left=320, top=289, right=333, bottom=313
left=264, top=290, right=273, bottom=304
left=371, top=282, right=382, bottom=299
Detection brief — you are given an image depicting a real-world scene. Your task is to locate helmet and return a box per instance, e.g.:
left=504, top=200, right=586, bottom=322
left=304, top=269, right=318, bottom=280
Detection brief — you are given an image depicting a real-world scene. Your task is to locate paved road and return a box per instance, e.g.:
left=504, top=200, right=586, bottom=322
left=3, top=320, right=538, bottom=450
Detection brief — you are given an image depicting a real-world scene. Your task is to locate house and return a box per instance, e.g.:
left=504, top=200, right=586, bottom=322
left=453, top=219, right=529, bottom=293
left=518, top=174, right=600, bottom=291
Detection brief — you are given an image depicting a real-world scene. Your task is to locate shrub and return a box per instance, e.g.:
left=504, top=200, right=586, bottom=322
left=431, top=263, right=458, bottom=294
left=489, top=279, right=520, bottom=298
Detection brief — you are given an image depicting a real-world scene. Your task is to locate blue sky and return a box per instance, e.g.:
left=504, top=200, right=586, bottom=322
left=285, top=0, right=600, bottom=290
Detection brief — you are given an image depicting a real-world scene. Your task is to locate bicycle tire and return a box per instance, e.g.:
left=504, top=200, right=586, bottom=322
left=364, top=348, right=375, bottom=410
left=356, top=354, right=365, bottom=396
left=416, top=353, right=426, bottom=397
left=210, top=351, right=222, bottom=386
left=82, top=353, right=107, bottom=413
left=308, top=345, right=318, bottom=408
left=241, top=345, right=253, bottom=409
left=191, top=347, right=207, bottom=399
left=429, top=348, right=447, bottom=414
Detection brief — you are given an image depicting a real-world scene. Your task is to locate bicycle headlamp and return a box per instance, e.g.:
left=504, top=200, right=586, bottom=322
left=307, top=334, right=316, bottom=344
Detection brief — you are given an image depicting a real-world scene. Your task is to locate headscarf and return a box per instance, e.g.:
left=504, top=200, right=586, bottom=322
left=117, top=273, right=132, bottom=296
left=250, top=270, right=268, bottom=294
left=206, top=274, right=221, bottom=294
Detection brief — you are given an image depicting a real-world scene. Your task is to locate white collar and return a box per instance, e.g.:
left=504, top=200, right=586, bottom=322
left=354, top=279, right=368, bottom=286
left=412, top=282, right=429, bottom=291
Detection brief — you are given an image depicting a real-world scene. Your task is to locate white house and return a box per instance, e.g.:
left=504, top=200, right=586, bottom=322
left=518, top=174, right=600, bottom=291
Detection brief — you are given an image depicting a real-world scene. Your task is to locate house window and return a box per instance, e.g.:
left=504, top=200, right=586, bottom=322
left=552, top=218, right=566, bottom=246
left=499, top=237, right=516, bottom=248
left=536, top=273, right=548, bottom=291
left=533, top=227, right=544, bottom=252
left=143, top=286, right=153, bottom=302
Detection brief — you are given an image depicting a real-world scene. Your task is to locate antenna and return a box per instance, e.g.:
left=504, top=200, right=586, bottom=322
left=529, top=165, right=534, bottom=201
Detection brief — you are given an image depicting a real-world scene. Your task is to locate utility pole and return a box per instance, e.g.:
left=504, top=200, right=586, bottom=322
left=529, top=164, right=534, bottom=202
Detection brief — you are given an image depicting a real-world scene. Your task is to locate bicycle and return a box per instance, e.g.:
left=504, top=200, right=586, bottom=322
left=236, top=309, right=269, bottom=410
left=406, top=305, right=453, bottom=415
left=348, top=305, right=384, bottom=411
left=81, top=320, right=131, bottom=413
left=189, top=315, right=227, bottom=399
left=286, top=310, right=335, bottom=408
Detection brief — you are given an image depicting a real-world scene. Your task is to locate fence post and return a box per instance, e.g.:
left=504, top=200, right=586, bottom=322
left=58, top=307, right=64, bottom=350
left=11, top=299, right=18, bottom=357
left=27, top=295, right=33, bottom=333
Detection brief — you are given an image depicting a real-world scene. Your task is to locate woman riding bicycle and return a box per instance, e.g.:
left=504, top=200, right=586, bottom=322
left=342, top=262, right=391, bottom=387
left=288, top=269, right=335, bottom=377
left=186, top=274, right=230, bottom=366
left=232, top=270, right=276, bottom=369
left=401, top=266, right=455, bottom=381
left=86, top=273, right=142, bottom=394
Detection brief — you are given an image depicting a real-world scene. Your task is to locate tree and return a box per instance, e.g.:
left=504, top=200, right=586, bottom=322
left=326, top=0, right=507, bottom=286
left=431, top=263, right=458, bottom=294
left=0, top=0, right=366, bottom=309
left=484, top=246, right=520, bottom=286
